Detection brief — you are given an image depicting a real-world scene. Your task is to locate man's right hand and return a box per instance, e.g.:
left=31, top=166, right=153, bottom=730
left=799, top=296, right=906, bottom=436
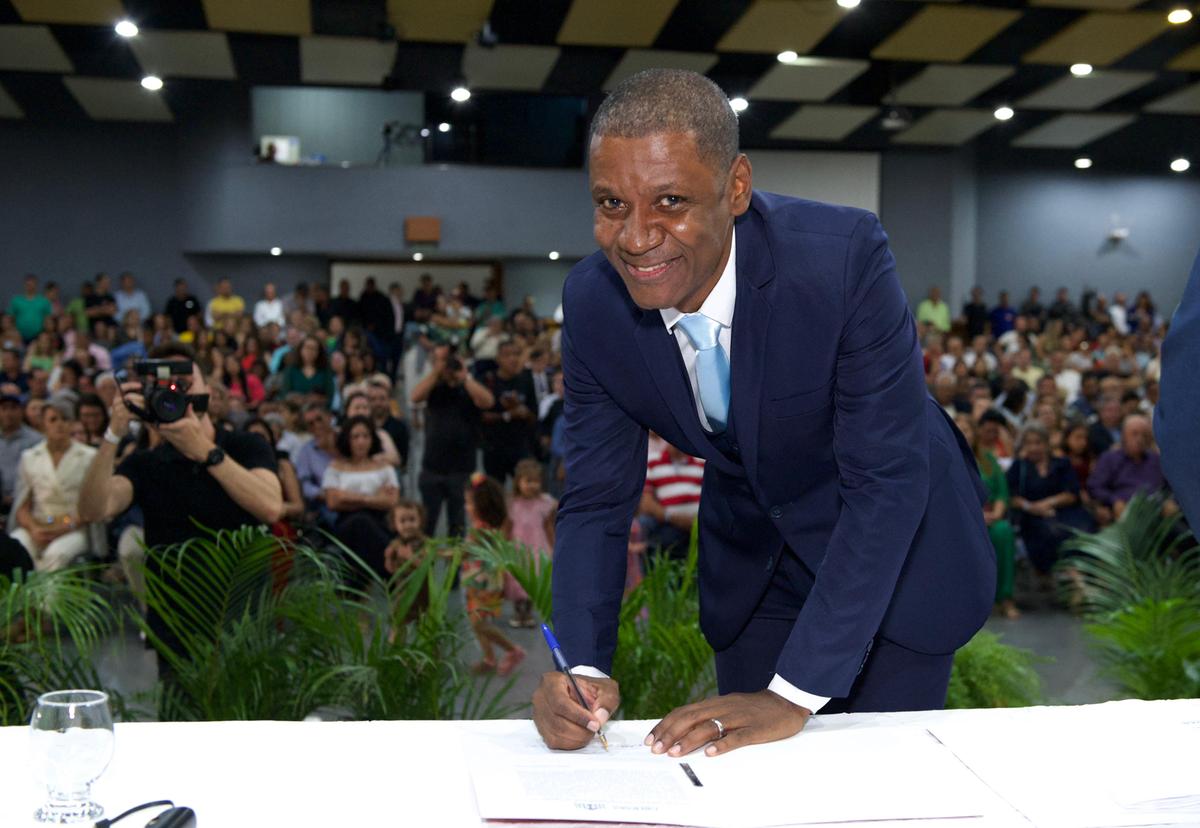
left=533, top=672, right=620, bottom=750
left=109, top=382, right=144, bottom=439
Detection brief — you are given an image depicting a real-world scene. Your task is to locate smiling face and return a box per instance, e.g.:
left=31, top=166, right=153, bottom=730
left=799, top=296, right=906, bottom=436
left=589, top=132, right=751, bottom=313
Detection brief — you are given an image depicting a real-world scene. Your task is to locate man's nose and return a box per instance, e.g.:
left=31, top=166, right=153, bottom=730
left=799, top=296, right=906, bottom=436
left=618, top=205, right=663, bottom=256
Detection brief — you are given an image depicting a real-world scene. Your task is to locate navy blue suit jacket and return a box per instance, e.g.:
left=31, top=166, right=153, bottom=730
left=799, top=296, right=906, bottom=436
left=1155, top=248, right=1200, bottom=525
left=552, top=192, right=995, bottom=699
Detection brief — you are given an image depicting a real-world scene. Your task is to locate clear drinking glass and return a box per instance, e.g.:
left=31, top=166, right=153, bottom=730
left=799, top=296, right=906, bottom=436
left=29, top=690, right=115, bottom=824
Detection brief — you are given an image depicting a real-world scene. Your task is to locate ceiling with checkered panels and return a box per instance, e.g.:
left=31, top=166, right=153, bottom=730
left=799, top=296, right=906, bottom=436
left=0, top=0, right=1197, bottom=168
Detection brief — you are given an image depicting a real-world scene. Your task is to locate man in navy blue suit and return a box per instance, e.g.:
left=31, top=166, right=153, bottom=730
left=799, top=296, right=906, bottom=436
left=1155, top=248, right=1200, bottom=525
left=532, top=69, right=994, bottom=756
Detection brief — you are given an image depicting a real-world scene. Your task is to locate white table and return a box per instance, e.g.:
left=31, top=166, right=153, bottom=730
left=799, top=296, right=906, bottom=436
left=1, top=699, right=1195, bottom=827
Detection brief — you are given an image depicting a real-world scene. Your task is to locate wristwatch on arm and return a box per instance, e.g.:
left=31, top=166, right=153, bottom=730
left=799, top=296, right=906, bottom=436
left=202, top=447, right=225, bottom=469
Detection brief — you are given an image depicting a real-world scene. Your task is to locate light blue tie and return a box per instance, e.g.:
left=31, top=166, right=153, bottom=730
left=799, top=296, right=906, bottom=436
left=676, top=313, right=730, bottom=433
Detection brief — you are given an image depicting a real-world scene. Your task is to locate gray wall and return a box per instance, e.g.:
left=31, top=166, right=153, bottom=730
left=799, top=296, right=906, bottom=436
left=0, top=122, right=193, bottom=299
left=880, top=151, right=962, bottom=310
left=975, top=165, right=1200, bottom=313
left=503, top=259, right=575, bottom=318
left=3, top=116, right=1198, bottom=319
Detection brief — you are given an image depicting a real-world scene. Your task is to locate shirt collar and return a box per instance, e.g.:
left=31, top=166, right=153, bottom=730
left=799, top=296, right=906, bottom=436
left=659, top=228, right=737, bottom=333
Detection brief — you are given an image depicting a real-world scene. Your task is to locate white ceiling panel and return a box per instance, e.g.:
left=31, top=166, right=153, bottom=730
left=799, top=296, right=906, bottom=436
left=300, top=36, right=398, bottom=86
left=0, top=84, right=24, bottom=118
left=463, top=43, right=560, bottom=91
left=0, top=24, right=72, bottom=72
left=1011, top=112, right=1136, bottom=147
left=1145, top=82, right=1200, bottom=115
left=128, top=30, right=236, bottom=80
left=892, top=64, right=1013, bottom=106
left=1018, top=70, right=1154, bottom=110
left=603, top=49, right=717, bottom=92
left=749, top=57, right=869, bottom=102
left=892, top=109, right=997, bottom=145
left=769, top=105, right=878, bottom=141
left=63, top=77, right=174, bottom=122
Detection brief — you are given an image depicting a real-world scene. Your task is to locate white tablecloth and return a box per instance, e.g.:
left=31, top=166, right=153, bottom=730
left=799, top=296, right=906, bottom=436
left=1, top=699, right=1195, bottom=828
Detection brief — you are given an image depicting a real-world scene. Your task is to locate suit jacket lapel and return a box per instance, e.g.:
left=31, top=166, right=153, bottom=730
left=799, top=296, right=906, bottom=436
left=731, top=201, right=775, bottom=491
left=632, top=311, right=731, bottom=468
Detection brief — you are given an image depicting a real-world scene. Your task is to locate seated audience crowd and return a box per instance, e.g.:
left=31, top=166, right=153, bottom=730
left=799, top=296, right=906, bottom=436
left=0, top=271, right=1180, bottom=645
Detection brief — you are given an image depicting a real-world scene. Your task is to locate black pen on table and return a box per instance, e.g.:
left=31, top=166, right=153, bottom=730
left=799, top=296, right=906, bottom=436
left=540, top=623, right=609, bottom=750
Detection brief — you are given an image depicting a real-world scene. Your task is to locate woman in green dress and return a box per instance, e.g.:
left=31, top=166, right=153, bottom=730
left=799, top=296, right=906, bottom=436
left=957, top=413, right=1019, bottom=619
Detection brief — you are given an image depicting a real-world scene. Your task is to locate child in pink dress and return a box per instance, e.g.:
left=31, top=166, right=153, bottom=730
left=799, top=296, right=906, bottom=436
left=505, top=459, right=557, bottom=628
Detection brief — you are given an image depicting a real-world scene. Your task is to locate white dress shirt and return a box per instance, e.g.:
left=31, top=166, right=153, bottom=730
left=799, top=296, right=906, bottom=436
left=579, top=228, right=831, bottom=716
left=254, top=298, right=287, bottom=329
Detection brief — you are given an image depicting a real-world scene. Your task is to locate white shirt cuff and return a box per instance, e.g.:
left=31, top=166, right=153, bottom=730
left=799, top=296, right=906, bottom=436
left=571, top=665, right=609, bottom=679
left=768, top=674, right=830, bottom=714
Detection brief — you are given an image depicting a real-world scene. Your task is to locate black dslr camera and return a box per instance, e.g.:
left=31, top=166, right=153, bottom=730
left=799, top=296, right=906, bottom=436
left=125, top=360, right=203, bottom=424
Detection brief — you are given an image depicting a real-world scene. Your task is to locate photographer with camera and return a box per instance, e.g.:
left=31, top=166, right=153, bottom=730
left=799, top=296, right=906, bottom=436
left=410, top=345, right=493, bottom=538
left=78, top=344, right=283, bottom=664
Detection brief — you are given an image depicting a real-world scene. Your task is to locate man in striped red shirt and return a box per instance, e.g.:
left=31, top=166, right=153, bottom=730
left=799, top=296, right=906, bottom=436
left=638, top=439, right=704, bottom=557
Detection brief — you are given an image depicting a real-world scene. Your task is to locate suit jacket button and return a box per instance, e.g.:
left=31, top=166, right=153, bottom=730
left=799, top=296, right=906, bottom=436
left=766, top=555, right=774, bottom=571
left=769, top=506, right=783, bottom=518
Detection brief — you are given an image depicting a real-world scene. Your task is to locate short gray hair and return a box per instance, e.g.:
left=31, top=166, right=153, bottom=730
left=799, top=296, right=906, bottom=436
left=589, top=69, right=739, bottom=174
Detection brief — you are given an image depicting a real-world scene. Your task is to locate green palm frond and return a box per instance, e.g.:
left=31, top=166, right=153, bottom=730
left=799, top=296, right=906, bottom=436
left=1061, top=493, right=1200, bottom=617
left=946, top=631, right=1044, bottom=709
left=463, top=530, right=553, bottom=621
left=1085, top=599, right=1200, bottom=700
left=1059, top=493, right=1200, bottom=700
left=0, top=566, right=115, bottom=726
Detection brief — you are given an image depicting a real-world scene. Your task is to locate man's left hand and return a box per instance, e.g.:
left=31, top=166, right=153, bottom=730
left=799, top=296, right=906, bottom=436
left=645, top=690, right=811, bottom=758
left=157, top=413, right=215, bottom=463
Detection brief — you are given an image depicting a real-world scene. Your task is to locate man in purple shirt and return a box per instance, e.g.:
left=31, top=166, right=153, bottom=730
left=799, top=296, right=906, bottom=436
left=1088, top=415, right=1177, bottom=520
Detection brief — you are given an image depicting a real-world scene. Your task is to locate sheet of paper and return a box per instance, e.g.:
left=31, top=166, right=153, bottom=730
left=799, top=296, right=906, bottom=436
left=928, top=703, right=1200, bottom=828
left=465, top=720, right=1001, bottom=828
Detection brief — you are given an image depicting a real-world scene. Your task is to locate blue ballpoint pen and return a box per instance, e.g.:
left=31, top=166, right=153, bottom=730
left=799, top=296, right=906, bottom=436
left=541, top=623, right=609, bottom=750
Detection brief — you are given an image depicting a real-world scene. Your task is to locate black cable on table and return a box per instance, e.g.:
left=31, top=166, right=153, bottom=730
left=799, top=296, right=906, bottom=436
left=94, top=799, right=175, bottom=827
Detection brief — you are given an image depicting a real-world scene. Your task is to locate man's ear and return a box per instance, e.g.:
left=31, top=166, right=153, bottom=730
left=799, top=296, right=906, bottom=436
left=727, top=154, right=753, bottom=218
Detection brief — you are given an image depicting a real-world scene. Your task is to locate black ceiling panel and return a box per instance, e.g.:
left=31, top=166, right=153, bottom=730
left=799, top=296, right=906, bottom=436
left=50, top=25, right=143, bottom=78
left=810, top=0, right=920, bottom=60
left=120, top=0, right=208, bottom=31
left=1114, top=21, right=1200, bottom=71
left=967, top=7, right=1079, bottom=66
left=310, top=0, right=391, bottom=38
left=541, top=46, right=624, bottom=96
left=705, top=52, right=775, bottom=98
left=488, top=0, right=573, bottom=46
left=654, top=0, right=753, bottom=52
left=227, top=33, right=301, bottom=86
left=386, top=42, right=464, bottom=91
left=1, top=73, right=88, bottom=122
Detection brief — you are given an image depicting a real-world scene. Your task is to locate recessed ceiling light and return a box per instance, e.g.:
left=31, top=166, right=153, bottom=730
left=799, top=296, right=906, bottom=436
left=115, top=19, right=138, bottom=38
left=437, top=122, right=451, bottom=133
left=1070, top=63, right=1093, bottom=77
left=548, top=251, right=560, bottom=261
left=450, top=86, right=471, bottom=103
left=270, top=247, right=282, bottom=256
left=419, top=127, right=430, bottom=138
left=1167, top=8, right=1192, bottom=24
left=1170, top=157, right=1191, bottom=173
left=777, top=50, right=799, bottom=64
left=412, top=252, right=424, bottom=262
left=837, top=0, right=861, bottom=8
left=141, top=75, right=163, bottom=91
left=1074, top=157, right=1093, bottom=170
left=993, top=105, right=1014, bottom=121
left=729, top=96, right=749, bottom=113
